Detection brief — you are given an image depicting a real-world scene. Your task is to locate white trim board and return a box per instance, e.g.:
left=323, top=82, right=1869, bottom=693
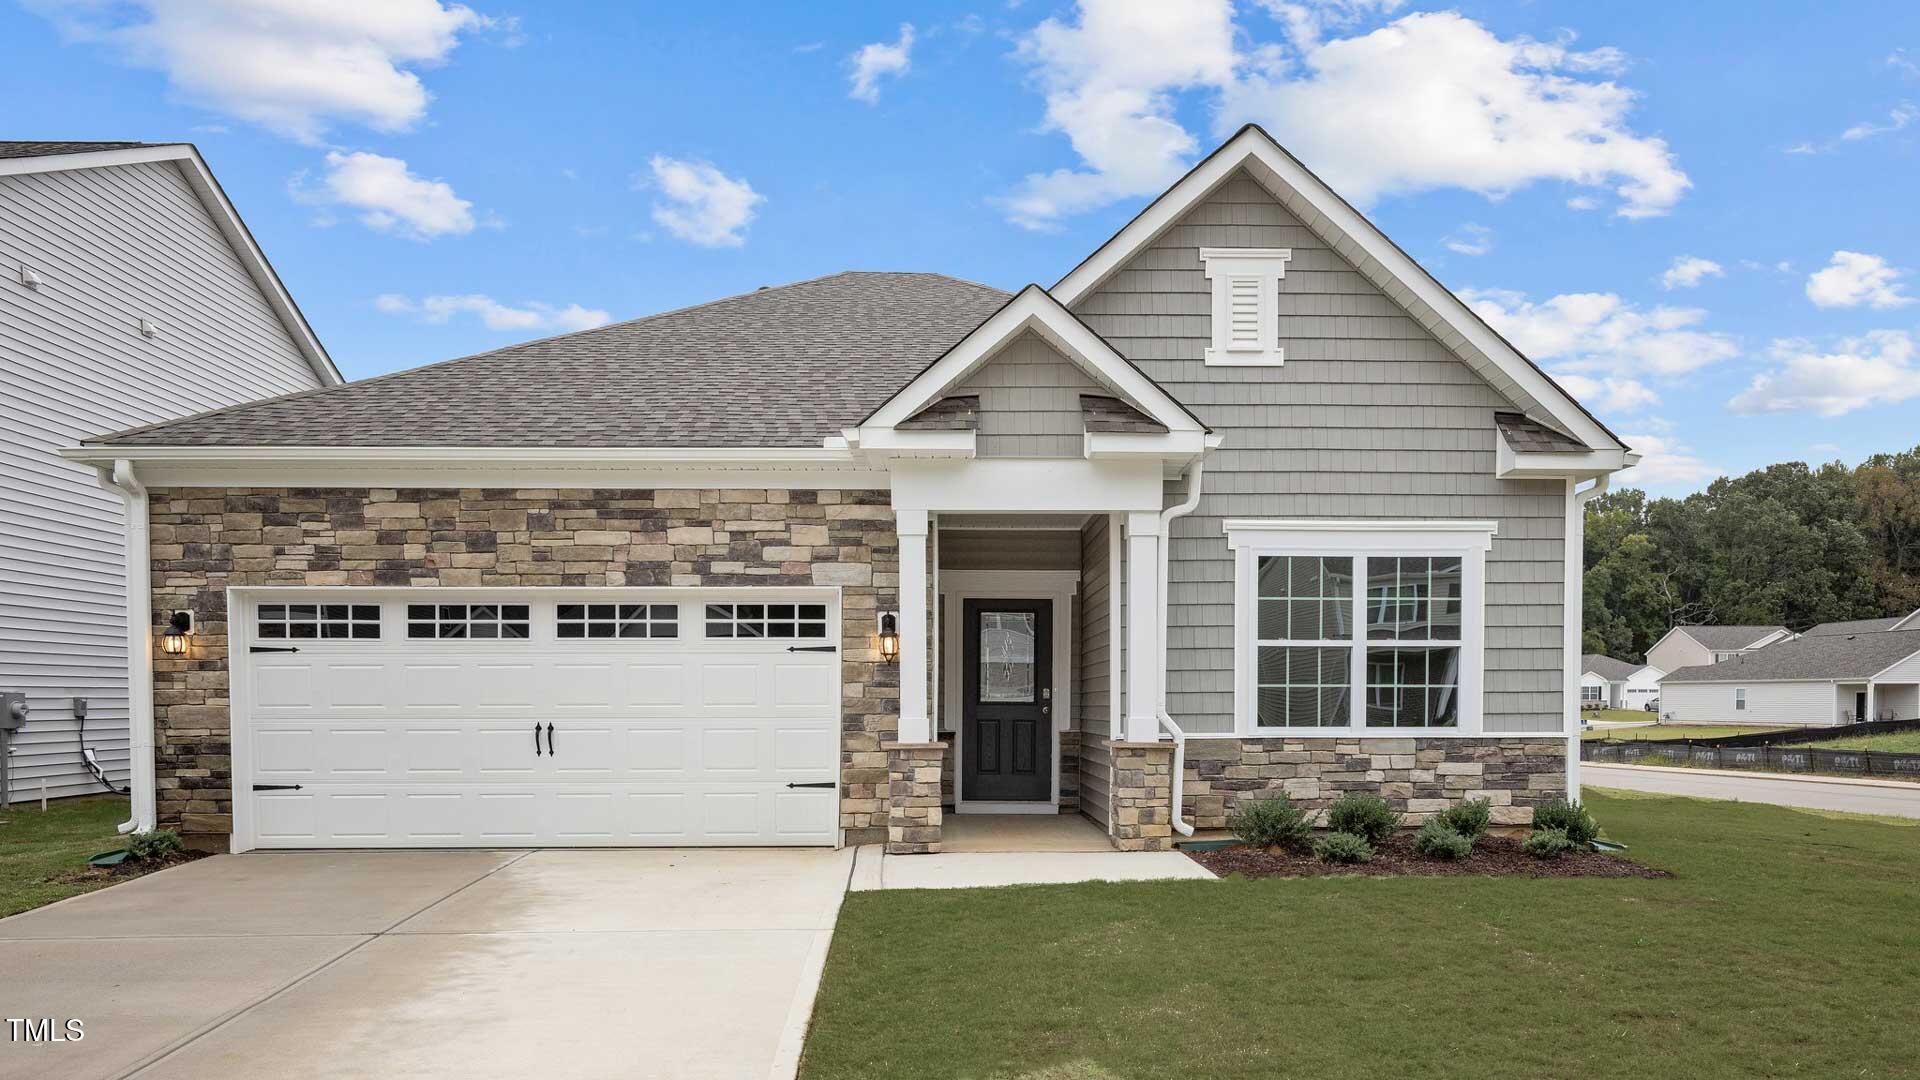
left=1050, top=124, right=1624, bottom=456
left=1, top=143, right=341, bottom=388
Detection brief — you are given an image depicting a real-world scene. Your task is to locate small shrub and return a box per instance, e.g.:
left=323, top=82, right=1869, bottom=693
left=1533, top=798, right=1599, bottom=845
left=1412, top=818, right=1474, bottom=860
left=1314, top=830, right=1373, bottom=864
left=1436, top=798, right=1492, bottom=839
left=1227, top=795, right=1313, bottom=852
left=126, top=829, right=184, bottom=863
left=1523, top=827, right=1575, bottom=860
left=1325, top=792, right=1399, bottom=846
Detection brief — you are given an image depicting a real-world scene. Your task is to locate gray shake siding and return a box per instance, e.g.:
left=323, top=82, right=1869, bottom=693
left=1071, top=169, right=1567, bottom=735
left=953, top=328, right=1109, bottom=457
left=1076, top=514, right=1115, bottom=828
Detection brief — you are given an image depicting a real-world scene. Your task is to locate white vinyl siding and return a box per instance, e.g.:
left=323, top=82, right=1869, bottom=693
left=1074, top=171, right=1564, bottom=735
left=1873, top=648, right=1920, bottom=682
left=0, top=159, right=324, bottom=801
left=1657, top=682, right=1844, bottom=728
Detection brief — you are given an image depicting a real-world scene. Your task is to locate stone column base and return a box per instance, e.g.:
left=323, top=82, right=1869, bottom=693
left=884, top=741, right=944, bottom=854
left=1110, top=741, right=1174, bottom=851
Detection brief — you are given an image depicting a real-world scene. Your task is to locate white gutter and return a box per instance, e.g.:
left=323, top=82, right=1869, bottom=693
left=1566, top=474, right=1611, bottom=802
left=1156, top=461, right=1205, bottom=837
left=100, top=460, right=157, bottom=836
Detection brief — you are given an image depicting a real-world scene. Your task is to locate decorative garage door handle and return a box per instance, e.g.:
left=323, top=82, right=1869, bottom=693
left=252, top=783, right=303, bottom=791
left=786, top=645, right=837, bottom=653
left=546, top=722, right=555, bottom=757
left=250, top=645, right=300, bottom=654
left=534, top=721, right=543, bottom=757
left=785, top=781, right=835, bottom=789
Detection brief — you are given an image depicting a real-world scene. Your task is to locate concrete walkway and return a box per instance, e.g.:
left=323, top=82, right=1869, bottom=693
left=0, top=848, right=852, bottom=1080
left=1586, top=763, right=1920, bottom=819
left=848, top=843, right=1216, bottom=891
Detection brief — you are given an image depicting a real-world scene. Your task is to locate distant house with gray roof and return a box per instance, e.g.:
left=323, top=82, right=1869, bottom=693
left=1801, top=609, right=1920, bottom=637
left=1579, top=654, right=1662, bottom=710
left=1645, top=624, right=1793, bottom=676
left=1660, top=628, right=1920, bottom=727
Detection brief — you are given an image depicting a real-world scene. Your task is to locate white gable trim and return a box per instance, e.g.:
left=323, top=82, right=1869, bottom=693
left=0, top=144, right=342, bottom=388
left=1892, top=609, right=1920, bottom=631
left=1051, top=125, right=1623, bottom=455
left=856, top=284, right=1203, bottom=438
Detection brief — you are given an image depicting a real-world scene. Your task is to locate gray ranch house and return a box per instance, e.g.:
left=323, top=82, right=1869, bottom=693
left=64, top=126, right=1633, bottom=854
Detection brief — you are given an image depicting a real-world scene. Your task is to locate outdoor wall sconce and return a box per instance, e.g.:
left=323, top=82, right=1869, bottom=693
left=877, top=611, right=900, bottom=663
left=161, top=610, right=194, bottom=656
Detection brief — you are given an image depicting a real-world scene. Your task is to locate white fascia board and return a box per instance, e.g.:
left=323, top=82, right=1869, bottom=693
left=60, top=444, right=859, bottom=465
left=861, top=286, right=1202, bottom=436
left=2, top=144, right=343, bottom=388
left=849, top=429, right=977, bottom=458
left=1223, top=518, right=1498, bottom=553
left=1083, top=430, right=1207, bottom=460
left=890, top=458, right=1164, bottom=514
left=1051, top=126, right=1623, bottom=454
left=1496, top=441, right=1635, bottom=480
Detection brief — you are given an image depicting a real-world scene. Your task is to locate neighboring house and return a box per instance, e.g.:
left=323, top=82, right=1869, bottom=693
left=1645, top=625, right=1793, bottom=674
left=61, top=125, right=1634, bottom=856
left=1579, top=654, right=1662, bottom=710
left=1802, top=610, right=1920, bottom=637
left=0, top=141, right=339, bottom=805
left=1660, top=629, right=1920, bottom=727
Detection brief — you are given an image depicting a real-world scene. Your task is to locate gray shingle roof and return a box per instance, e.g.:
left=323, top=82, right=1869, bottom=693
left=1662, top=628, right=1920, bottom=683
left=1670, top=625, right=1788, bottom=651
left=1581, top=654, right=1640, bottom=681
left=897, top=395, right=979, bottom=431
left=89, top=272, right=1012, bottom=448
left=0, top=141, right=163, bottom=161
left=1081, top=395, right=1167, bottom=433
left=1494, top=411, right=1586, bottom=453
left=1803, top=615, right=1907, bottom=637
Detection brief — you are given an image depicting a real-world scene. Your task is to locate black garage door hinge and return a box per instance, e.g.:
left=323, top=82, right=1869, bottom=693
left=785, top=645, right=837, bottom=653
left=251, top=783, right=304, bottom=791
left=250, top=646, right=300, bottom=654
left=785, top=781, right=835, bottom=789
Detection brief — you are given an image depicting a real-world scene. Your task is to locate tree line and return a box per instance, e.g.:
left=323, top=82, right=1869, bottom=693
left=1583, top=446, right=1920, bottom=664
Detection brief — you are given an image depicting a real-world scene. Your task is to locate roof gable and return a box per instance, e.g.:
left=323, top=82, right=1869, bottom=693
left=0, top=142, right=340, bottom=388
left=858, top=284, right=1205, bottom=439
left=1052, top=125, right=1626, bottom=457
left=1662, top=628, right=1920, bottom=683
left=1581, top=654, right=1639, bottom=681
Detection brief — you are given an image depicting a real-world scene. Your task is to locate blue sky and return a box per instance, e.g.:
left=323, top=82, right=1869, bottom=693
left=6, top=1, right=1919, bottom=492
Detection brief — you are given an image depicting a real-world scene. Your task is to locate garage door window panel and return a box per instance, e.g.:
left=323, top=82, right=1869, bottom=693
left=705, top=603, right=829, bottom=640
left=558, top=603, right=678, bottom=639
left=407, top=604, right=531, bottom=640
left=258, top=603, right=381, bottom=640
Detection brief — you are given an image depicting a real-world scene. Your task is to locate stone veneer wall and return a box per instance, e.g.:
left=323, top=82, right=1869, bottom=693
left=1182, top=737, right=1567, bottom=829
left=146, top=486, right=899, bottom=848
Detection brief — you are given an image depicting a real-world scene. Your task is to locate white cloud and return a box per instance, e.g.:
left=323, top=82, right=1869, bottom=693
left=1218, top=11, right=1688, bottom=219
left=1441, top=223, right=1492, bottom=256
left=1805, top=251, right=1914, bottom=309
left=849, top=23, right=915, bottom=103
left=1892, top=49, right=1920, bottom=80
left=1460, top=287, right=1739, bottom=382
left=997, top=0, right=1238, bottom=229
left=1615, top=426, right=1722, bottom=488
left=644, top=156, right=764, bottom=248
left=1548, top=372, right=1657, bottom=415
left=302, top=151, right=477, bottom=239
left=1565, top=195, right=1600, bottom=211
left=375, top=293, right=611, bottom=333
left=28, top=0, right=492, bottom=143
left=1729, top=331, right=1920, bottom=417
left=1659, top=255, right=1723, bottom=290
left=1840, top=102, right=1918, bottom=142
left=998, top=4, right=1686, bottom=229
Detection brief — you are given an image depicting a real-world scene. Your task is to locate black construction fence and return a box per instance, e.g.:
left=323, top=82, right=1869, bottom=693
left=1582, top=717, right=1920, bottom=780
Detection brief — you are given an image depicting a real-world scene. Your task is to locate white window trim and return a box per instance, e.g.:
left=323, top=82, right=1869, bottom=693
left=1226, top=520, right=1494, bottom=737
left=1201, top=247, right=1292, bottom=367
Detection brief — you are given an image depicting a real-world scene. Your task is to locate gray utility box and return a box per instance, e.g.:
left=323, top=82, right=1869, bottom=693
left=0, top=692, right=28, bottom=730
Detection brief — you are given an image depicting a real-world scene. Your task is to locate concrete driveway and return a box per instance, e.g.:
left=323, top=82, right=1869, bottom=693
left=0, top=847, right=852, bottom=1080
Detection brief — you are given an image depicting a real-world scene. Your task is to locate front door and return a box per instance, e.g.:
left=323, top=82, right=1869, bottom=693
left=961, top=599, right=1052, bottom=802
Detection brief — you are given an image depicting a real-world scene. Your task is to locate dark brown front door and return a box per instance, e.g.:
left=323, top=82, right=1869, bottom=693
left=962, top=599, right=1051, bottom=802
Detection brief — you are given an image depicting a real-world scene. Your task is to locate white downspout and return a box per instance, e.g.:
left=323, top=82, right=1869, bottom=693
left=101, top=459, right=157, bottom=835
left=1566, top=474, right=1610, bottom=803
left=1156, top=461, right=1205, bottom=837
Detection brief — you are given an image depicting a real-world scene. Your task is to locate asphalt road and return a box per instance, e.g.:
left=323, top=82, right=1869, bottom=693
left=1585, top=763, right=1920, bottom=820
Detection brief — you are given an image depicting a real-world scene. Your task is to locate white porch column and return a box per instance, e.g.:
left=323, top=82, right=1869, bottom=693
left=1865, top=681, right=1877, bottom=724
left=1123, top=511, right=1162, bottom=743
left=896, top=509, right=932, bottom=743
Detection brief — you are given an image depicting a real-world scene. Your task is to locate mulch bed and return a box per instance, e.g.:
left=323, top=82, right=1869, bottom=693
left=47, top=849, right=209, bottom=887
left=1188, top=833, right=1670, bottom=880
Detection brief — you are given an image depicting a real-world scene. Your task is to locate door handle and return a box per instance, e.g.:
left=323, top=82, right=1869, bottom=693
left=534, top=721, right=543, bottom=756
left=546, top=722, right=555, bottom=757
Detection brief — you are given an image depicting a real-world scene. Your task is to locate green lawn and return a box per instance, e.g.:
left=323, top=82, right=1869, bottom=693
left=1582, top=723, right=1790, bottom=741
left=0, top=795, right=134, bottom=918
left=800, top=792, right=1920, bottom=1080
left=1582, top=708, right=1655, bottom=725
left=1802, top=731, right=1920, bottom=754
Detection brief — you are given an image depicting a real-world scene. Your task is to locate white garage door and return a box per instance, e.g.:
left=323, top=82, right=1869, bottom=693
left=230, top=590, right=841, bottom=850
